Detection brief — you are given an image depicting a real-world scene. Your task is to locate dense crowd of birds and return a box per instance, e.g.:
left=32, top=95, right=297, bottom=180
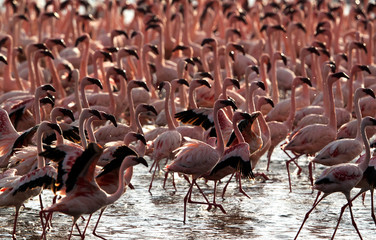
left=1, top=0, right=376, bottom=239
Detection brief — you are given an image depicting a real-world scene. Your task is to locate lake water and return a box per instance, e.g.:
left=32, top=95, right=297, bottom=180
left=1, top=146, right=375, bottom=240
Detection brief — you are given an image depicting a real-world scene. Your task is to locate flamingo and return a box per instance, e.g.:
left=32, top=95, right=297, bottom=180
left=312, top=88, right=375, bottom=166
left=207, top=111, right=258, bottom=200
left=283, top=72, right=349, bottom=191
left=0, top=121, right=59, bottom=239
left=266, top=77, right=312, bottom=171
left=294, top=116, right=376, bottom=240
left=165, top=99, right=237, bottom=223
left=149, top=81, right=182, bottom=192
left=40, top=142, right=148, bottom=239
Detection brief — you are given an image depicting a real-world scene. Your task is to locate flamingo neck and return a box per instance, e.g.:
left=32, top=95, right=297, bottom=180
left=346, top=69, right=357, bottom=112
left=106, top=73, right=116, bottom=115
left=164, top=84, right=175, bottom=130
left=354, top=91, right=363, bottom=141
left=188, top=85, right=198, bottom=110
left=79, top=41, right=90, bottom=80
left=327, top=79, right=337, bottom=131
left=170, top=85, right=179, bottom=127
left=106, top=157, right=134, bottom=205
left=359, top=122, right=371, bottom=172
left=3, top=39, right=12, bottom=87
left=214, top=108, right=224, bottom=155
left=80, top=81, right=90, bottom=109
left=135, top=110, right=144, bottom=135
left=79, top=113, right=88, bottom=148
left=34, top=92, right=41, bottom=124
left=233, top=118, right=245, bottom=143
left=33, top=57, right=42, bottom=88
left=85, top=117, right=97, bottom=143
left=212, top=43, right=222, bottom=100
left=36, top=125, right=46, bottom=169
left=127, top=85, right=137, bottom=131
left=271, top=56, right=279, bottom=104
left=285, top=81, right=297, bottom=130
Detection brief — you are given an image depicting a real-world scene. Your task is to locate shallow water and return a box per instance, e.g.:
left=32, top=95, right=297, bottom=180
left=1, top=146, right=376, bottom=240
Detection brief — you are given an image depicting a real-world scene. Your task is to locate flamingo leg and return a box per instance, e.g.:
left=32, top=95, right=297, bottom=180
left=371, top=188, right=376, bottom=225
left=347, top=200, right=363, bottom=240
left=308, top=162, right=314, bottom=187
left=12, top=207, right=20, bottom=239
left=294, top=192, right=326, bottom=240
left=92, top=208, right=106, bottom=240
left=74, top=222, right=82, bottom=239
left=221, top=172, right=235, bottom=198
left=183, top=180, right=195, bottom=224
left=40, top=210, right=47, bottom=240
left=331, top=191, right=363, bottom=240
left=82, top=213, right=92, bottom=239
left=149, top=162, right=159, bottom=193
left=266, top=146, right=275, bottom=171
left=192, top=181, right=226, bottom=214
left=237, top=173, right=250, bottom=199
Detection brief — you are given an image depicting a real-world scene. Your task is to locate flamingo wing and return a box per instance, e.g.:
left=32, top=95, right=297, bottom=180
left=65, top=143, right=103, bottom=193
left=175, top=108, right=214, bottom=130
left=11, top=165, right=57, bottom=195
left=96, top=145, right=137, bottom=178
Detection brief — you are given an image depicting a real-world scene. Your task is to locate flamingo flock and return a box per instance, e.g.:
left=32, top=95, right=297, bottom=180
left=1, top=0, right=376, bottom=239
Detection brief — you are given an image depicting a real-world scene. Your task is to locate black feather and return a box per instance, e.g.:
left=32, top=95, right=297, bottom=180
left=175, top=109, right=214, bottom=130
left=96, top=146, right=137, bottom=178
left=13, top=174, right=55, bottom=195
left=65, top=144, right=101, bottom=193
left=12, top=125, right=39, bottom=153
left=210, top=156, right=254, bottom=179
left=314, top=177, right=333, bottom=185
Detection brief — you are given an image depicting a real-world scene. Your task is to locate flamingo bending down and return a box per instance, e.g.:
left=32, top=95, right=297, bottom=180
left=294, top=116, right=376, bottom=240
left=165, top=99, right=237, bottom=223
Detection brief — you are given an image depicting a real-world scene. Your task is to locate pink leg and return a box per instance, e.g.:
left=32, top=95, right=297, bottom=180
left=192, top=181, right=226, bottom=214
left=183, top=180, right=195, bottom=224
left=237, top=173, right=250, bottom=199
left=82, top=213, right=92, bottom=238
left=149, top=162, right=159, bottom=193
left=93, top=208, right=106, bottom=240
left=286, top=159, right=293, bottom=193
left=294, top=192, right=326, bottom=240
left=221, top=172, right=235, bottom=199
left=308, top=162, right=314, bottom=187
left=332, top=191, right=363, bottom=240
left=266, top=146, right=275, bottom=171
left=347, top=200, right=363, bottom=239
left=371, top=188, right=376, bottom=225
left=74, top=221, right=83, bottom=239
left=254, top=172, right=270, bottom=181
left=12, top=207, right=20, bottom=239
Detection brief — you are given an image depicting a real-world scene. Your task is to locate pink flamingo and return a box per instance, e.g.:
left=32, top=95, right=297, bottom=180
left=165, top=99, right=237, bottom=223
left=283, top=72, right=349, bottom=192
left=149, top=81, right=182, bottom=192
left=40, top=142, right=147, bottom=239
left=0, top=121, right=59, bottom=239
left=266, top=77, right=312, bottom=171
left=294, top=116, right=376, bottom=240
left=312, top=88, right=375, bottom=167
left=207, top=111, right=259, bottom=200
left=92, top=133, right=146, bottom=239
